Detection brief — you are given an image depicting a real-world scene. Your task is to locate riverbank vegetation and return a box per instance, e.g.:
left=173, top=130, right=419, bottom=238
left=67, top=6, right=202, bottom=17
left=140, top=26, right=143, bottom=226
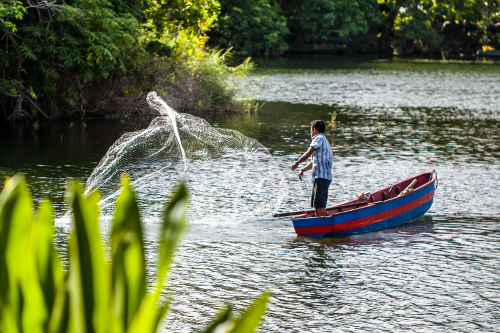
left=0, top=173, right=269, bottom=332
left=0, top=0, right=251, bottom=122
left=2, top=0, right=499, bottom=123
left=211, top=0, right=500, bottom=57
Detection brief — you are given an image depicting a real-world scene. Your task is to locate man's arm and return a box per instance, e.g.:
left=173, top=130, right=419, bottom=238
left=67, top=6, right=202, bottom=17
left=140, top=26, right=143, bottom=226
left=291, top=146, right=315, bottom=171
left=297, top=161, right=312, bottom=180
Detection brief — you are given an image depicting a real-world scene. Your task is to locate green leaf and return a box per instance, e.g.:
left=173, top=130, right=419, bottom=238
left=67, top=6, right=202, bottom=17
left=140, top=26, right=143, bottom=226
left=200, top=292, right=270, bottom=333
left=111, top=174, right=146, bottom=328
left=67, top=181, right=110, bottom=333
left=35, top=200, right=65, bottom=331
left=127, top=183, right=188, bottom=333
left=158, top=182, right=188, bottom=284
left=200, top=306, right=234, bottom=333
left=47, top=287, right=69, bottom=333
left=229, top=292, right=270, bottom=333
left=0, top=174, right=34, bottom=329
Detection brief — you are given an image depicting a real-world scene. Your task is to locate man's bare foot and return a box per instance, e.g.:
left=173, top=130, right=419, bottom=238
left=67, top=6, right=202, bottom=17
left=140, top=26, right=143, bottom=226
left=315, top=208, right=327, bottom=217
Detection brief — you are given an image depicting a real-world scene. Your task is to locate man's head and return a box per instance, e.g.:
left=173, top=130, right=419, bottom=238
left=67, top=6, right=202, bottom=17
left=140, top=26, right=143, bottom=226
left=310, top=120, right=325, bottom=137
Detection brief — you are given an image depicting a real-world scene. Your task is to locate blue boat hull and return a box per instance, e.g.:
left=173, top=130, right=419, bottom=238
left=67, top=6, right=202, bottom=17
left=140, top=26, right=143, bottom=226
left=292, top=170, right=437, bottom=237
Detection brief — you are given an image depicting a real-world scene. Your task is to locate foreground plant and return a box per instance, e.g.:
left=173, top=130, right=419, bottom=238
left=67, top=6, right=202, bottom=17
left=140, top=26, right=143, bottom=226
left=0, top=174, right=269, bottom=332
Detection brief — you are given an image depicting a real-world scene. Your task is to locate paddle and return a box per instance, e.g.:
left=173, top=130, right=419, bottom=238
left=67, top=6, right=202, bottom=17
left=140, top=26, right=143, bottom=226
left=273, top=202, right=368, bottom=217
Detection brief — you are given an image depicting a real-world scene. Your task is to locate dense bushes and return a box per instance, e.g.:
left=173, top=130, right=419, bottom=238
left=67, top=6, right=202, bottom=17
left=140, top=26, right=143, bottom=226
left=212, top=0, right=500, bottom=57
left=1, top=0, right=145, bottom=120
left=0, top=0, right=250, bottom=122
left=214, top=0, right=289, bottom=57
left=213, top=0, right=377, bottom=56
left=0, top=173, right=269, bottom=332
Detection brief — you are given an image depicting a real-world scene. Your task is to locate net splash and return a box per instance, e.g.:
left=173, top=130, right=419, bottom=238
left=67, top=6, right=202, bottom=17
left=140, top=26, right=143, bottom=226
left=84, top=92, right=287, bottom=223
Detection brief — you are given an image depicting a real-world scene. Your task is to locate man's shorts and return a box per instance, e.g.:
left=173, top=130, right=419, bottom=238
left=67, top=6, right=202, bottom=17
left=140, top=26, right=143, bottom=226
left=311, top=178, right=331, bottom=208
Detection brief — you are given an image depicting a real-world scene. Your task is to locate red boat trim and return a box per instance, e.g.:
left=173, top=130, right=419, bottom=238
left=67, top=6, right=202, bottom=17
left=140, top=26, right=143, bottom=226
left=295, top=189, right=434, bottom=235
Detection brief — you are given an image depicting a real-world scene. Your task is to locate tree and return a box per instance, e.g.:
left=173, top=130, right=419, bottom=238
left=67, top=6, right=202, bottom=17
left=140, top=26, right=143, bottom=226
left=213, top=0, right=378, bottom=55
left=334, top=0, right=379, bottom=37
left=0, top=0, right=242, bottom=122
left=0, top=0, right=145, bottom=120
left=279, top=0, right=337, bottom=49
left=214, top=0, right=289, bottom=56
left=391, top=0, right=444, bottom=55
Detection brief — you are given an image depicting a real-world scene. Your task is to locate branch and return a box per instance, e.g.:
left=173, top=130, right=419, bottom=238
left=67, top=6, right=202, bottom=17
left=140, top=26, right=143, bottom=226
left=25, top=95, right=51, bottom=119
left=25, top=0, right=64, bottom=12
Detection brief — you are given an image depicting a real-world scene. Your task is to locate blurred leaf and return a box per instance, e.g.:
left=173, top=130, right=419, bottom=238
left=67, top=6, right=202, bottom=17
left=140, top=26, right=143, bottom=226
left=229, top=292, right=270, bottom=333
left=128, top=183, right=188, bottom=333
left=111, top=175, right=146, bottom=328
left=201, top=292, right=270, bottom=333
left=47, top=287, right=69, bottom=333
left=35, top=201, right=65, bottom=318
left=67, top=181, right=109, bottom=333
left=0, top=174, right=35, bottom=329
left=200, top=306, right=234, bottom=333
left=158, top=182, right=188, bottom=283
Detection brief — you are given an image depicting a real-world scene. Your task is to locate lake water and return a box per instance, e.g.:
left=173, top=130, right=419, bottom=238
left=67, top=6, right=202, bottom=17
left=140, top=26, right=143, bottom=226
left=1, top=58, right=499, bottom=332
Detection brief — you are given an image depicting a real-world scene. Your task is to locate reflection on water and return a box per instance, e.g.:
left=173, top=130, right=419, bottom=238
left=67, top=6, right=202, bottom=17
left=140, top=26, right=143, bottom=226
left=1, top=59, right=500, bottom=332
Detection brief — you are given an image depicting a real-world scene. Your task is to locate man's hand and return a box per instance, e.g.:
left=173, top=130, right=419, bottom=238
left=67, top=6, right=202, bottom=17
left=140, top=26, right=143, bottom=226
left=292, top=147, right=315, bottom=172
left=298, top=171, right=304, bottom=181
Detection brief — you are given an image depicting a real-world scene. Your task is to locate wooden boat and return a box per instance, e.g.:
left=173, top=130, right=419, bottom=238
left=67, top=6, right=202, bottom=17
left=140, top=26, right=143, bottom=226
left=278, top=170, right=437, bottom=238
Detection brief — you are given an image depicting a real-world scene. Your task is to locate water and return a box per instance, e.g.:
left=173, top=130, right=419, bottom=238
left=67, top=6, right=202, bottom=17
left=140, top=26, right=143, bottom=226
left=1, top=58, right=500, bottom=332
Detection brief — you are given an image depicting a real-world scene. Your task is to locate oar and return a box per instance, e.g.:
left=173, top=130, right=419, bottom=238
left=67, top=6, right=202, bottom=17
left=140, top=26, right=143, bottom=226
left=273, top=202, right=368, bottom=217
left=397, top=179, right=416, bottom=197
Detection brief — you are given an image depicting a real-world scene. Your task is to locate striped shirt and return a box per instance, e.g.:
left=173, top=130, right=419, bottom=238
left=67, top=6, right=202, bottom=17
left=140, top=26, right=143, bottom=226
left=310, top=133, right=333, bottom=180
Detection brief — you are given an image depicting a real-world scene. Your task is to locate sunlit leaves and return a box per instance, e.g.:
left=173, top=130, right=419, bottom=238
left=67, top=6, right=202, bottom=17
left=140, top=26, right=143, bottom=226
left=142, top=0, right=221, bottom=38
left=0, top=1, right=26, bottom=21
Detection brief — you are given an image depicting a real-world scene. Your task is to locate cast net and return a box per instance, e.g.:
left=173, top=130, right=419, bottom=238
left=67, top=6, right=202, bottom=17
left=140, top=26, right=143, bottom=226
left=84, top=92, right=287, bottom=223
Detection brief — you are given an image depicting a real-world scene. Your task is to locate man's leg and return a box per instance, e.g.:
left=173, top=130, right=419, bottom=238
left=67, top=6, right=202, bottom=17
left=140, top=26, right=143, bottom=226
left=314, top=178, right=330, bottom=217
left=315, top=207, right=327, bottom=217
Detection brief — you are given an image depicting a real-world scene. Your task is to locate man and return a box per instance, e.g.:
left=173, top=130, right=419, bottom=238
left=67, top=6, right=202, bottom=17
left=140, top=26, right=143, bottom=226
left=291, top=120, right=333, bottom=217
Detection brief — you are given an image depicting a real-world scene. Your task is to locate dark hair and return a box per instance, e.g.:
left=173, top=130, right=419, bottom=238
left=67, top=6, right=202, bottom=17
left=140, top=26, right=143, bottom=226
left=311, top=120, right=325, bottom=133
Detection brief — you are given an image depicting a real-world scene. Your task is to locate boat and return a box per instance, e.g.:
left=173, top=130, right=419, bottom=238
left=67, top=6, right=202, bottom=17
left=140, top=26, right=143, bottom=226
left=275, top=170, right=437, bottom=238
left=476, top=48, right=500, bottom=59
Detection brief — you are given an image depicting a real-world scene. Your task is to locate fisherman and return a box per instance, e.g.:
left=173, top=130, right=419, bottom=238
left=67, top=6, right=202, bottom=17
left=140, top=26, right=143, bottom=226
left=291, top=120, right=333, bottom=217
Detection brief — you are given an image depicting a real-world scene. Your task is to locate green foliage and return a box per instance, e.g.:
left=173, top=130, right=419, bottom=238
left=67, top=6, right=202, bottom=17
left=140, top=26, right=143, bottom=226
left=333, top=0, right=379, bottom=37
left=214, top=0, right=378, bottom=55
left=391, top=1, right=444, bottom=55
left=216, top=0, right=289, bottom=56
left=137, top=26, right=255, bottom=111
left=377, top=0, right=500, bottom=55
left=0, top=0, right=251, bottom=121
left=0, top=0, right=26, bottom=33
left=142, top=0, right=221, bottom=38
left=1, top=0, right=145, bottom=120
left=280, top=0, right=337, bottom=43
left=0, top=174, right=269, bottom=332
left=215, top=0, right=500, bottom=57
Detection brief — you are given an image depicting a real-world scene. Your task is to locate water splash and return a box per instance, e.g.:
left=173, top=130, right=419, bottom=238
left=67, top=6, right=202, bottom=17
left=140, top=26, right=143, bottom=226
left=147, top=91, right=187, bottom=171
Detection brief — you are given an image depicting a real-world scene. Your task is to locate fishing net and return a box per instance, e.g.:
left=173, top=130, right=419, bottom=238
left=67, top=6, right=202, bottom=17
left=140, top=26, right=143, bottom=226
left=85, top=92, right=287, bottom=223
